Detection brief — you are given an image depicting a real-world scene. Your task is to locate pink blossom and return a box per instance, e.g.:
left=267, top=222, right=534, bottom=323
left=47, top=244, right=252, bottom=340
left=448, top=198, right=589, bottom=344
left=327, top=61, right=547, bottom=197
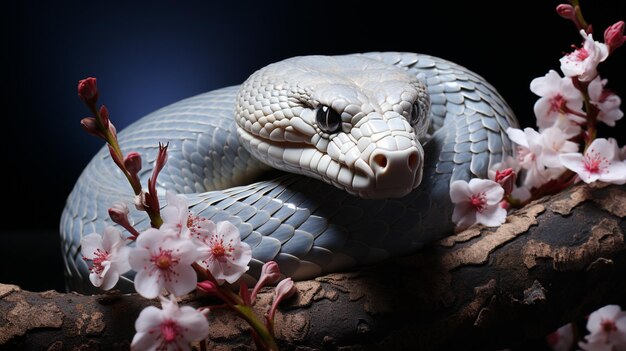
left=195, top=221, right=252, bottom=284
left=588, top=76, right=623, bottom=127
left=578, top=305, right=626, bottom=351
left=129, top=228, right=200, bottom=298
left=81, top=226, right=131, bottom=290
left=160, top=191, right=193, bottom=238
left=507, top=127, right=577, bottom=189
left=530, top=70, right=585, bottom=130
left=132, top=295, right=209, bottom=351
left=560, top=30, right=609, bottom=81
left=547, top=323, right=574, bottom=351
left=560, top=138, right=626, bottom=184
left=450, top=178, right=507, bottom=230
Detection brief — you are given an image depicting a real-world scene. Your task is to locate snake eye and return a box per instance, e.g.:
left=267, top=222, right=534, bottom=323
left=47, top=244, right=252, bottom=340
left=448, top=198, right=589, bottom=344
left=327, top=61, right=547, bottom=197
left=316, top=105, right=342, bottom=134
left=410, top=102, right=423, bottom=126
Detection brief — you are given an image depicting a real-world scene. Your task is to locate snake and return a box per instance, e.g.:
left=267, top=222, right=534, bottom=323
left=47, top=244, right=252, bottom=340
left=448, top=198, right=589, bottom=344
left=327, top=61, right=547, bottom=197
left=61, top=52, right=517, bottom=294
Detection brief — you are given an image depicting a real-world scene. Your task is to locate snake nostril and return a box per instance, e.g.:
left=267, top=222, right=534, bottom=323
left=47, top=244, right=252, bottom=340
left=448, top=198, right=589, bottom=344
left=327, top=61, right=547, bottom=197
left=372, top=154, right=388, bottom=170
left=408, top=152, right=418, bottom=171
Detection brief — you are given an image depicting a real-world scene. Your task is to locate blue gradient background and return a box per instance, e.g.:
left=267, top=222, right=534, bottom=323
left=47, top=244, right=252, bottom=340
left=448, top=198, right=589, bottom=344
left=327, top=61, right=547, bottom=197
left=2, top=1, right=625, bottom=291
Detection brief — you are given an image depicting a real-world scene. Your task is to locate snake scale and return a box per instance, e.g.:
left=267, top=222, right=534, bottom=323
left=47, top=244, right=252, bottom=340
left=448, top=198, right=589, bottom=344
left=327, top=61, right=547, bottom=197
left=61, top=52, right=517, bottom=293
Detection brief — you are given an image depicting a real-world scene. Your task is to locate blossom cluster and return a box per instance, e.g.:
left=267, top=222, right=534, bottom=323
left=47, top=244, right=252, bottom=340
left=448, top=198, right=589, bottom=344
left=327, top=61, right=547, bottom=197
left=548, top=304, right=626, bottom=351
left=450, top=11, right=626, bottom=231
left=77, top=78, right=293, bottom=351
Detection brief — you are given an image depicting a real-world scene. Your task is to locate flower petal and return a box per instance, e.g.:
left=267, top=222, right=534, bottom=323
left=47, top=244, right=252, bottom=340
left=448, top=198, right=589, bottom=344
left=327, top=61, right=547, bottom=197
left=102, top=226, right=122, bottom=252
left=475, top=205, right=507, bottom=227
left=81, top=233, right=103, bottom=259
left=449, top=180, right=472, bottom=203
left=167, top=264, right=198, bottom=297
left=128, top=247, right=151, bottom=271
left=99, top=270, right=119, bottom=290
left=177, top=306, right=210, bottom=341
left=134, top=267, right=162, bottom=299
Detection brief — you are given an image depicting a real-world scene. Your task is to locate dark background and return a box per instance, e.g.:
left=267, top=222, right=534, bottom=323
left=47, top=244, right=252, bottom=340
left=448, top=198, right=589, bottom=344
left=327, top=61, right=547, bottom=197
left=2, top=1, right=625, bottom=292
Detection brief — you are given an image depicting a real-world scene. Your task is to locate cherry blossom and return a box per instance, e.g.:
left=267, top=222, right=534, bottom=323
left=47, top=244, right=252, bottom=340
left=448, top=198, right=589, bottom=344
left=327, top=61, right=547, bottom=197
left=578, top=305, right=626, bottom=351
left=129, top=228, right=200, bottom=298
left=161, top=190, right=215, bottom=240
left=559, top=138, right=626, bottom=184
left=588, top=76, right=623, bottom=127
left=450, top=178, right=507, bottom=230
left=547, top=323, right=574, bottom=351
left=507, top=127, right=577, bottom=189
left=560, top=30, right=609, bottom=82
left=81, top=226, right=131, bottom=290
left=160, top=191, right=193, bottom=238
left=195, top=221, right=252, bottom=284
left=131, top=295, right=209, bottom=351
left=530, top=70, right=585, bottom=129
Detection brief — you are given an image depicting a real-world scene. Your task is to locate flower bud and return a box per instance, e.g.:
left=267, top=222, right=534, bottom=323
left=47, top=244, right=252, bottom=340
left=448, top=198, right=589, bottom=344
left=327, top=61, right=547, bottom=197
left=274, top=278, right=296, bottom=303
left=495, top=168, right=516, bottom=196
left=197, top=280, right=219, bottom=294
left=124, top=152, right=142, bottom=174
left=604, top=21, right=626, bottom=52
left=80, top=117, right=105, bottom=140
left=556, top=4, right=575, bottom=20
left=108, top=202, right=130, bottom=224
left=99, top=105, right=110, bottom=129
left=77, top=77, right=98, bottom=105
left=260, top=261, right=281, bottom=285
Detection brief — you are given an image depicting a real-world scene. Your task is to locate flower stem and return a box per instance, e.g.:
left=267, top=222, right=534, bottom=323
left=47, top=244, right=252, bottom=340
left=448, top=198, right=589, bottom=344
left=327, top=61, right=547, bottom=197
left=568, top=0, right=589, bottom=32
left=234, top=305, right=279, bottom=351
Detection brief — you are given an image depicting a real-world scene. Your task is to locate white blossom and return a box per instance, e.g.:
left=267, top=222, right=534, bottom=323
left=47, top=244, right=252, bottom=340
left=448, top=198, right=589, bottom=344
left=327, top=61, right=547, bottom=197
left=530, top=70, right=585, bottom=130
left=578, top=305, right=626, bottom=351
left=160, top=191, right=193, bottom=238
left=507, top=127, right=577, bottom=189
left=129, top=228, right=200, bottom=298
left=81, top=226, right=131, bottom=290
left=588, top=76, right=623, bottom=127
left=560, top=30, right=609, bottom=81
left=560, top=138, right=626, bottom=184
left=195, top=221, right=252, bottom=284
left=450, top=178, right=507, bottom=230
left=132, top=295, right=209, bottom=351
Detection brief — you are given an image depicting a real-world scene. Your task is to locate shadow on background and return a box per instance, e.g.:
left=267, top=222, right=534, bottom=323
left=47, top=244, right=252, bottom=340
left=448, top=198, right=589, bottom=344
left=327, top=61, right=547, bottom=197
left=1, top=0, right=625, bottom=292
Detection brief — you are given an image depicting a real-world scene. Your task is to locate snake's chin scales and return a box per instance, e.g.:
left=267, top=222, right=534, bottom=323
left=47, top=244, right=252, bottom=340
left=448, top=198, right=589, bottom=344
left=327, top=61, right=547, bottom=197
left=62, top=52, right=518, bottom=293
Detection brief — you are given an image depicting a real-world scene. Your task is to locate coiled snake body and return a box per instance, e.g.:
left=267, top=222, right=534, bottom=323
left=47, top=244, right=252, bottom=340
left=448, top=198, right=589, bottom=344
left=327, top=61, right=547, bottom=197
left=61, top=53, right=517, bottom=293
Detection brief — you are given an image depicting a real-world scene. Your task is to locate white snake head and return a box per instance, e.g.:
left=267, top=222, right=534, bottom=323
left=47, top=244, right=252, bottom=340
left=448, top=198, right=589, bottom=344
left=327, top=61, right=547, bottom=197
left=235, top=55, right=430, bottom=199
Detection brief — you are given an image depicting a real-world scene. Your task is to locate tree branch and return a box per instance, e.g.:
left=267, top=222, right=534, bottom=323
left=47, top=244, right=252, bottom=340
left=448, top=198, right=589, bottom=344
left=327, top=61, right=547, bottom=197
left=2, top=184, right=625, bottom=350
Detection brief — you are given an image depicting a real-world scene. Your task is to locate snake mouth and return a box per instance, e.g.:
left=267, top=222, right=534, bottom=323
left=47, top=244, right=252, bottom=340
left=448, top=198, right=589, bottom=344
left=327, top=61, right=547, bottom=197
left=237, top=127, right=422, bottom=199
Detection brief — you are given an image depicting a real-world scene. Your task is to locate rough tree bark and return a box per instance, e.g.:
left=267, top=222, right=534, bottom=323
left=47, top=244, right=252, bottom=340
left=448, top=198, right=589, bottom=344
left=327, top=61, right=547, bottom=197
left=1, top=183, right=625, bottom=350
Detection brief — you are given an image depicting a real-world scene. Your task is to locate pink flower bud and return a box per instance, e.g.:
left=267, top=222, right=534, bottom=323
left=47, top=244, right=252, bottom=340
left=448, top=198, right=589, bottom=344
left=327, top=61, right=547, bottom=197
left=260, top=261, right=281, bottom=285
left=108, top=202, right=130, bottom=224
left=250, top=261, right=282, bottom=302
left=604, top=21, right=626, bottom=52
left=274, top=278, right=296, bottom=302
left=197, top=280, right=219, bottom=294
left=80, top=117, right=105, bottom=140
left=556, top=4, right=575, bottom=20
left=495, top=168, right=516, bottom=196
left=124, top=152, right=142, bottom=174
left=99, top=105, right=110, bottom=129
left=77, top=77, right=98, bottom=105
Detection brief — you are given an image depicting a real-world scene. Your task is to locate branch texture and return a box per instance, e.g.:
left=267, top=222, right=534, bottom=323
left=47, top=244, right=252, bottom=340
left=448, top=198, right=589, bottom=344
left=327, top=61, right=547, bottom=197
left=1, top=184, right=625, bottom=350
